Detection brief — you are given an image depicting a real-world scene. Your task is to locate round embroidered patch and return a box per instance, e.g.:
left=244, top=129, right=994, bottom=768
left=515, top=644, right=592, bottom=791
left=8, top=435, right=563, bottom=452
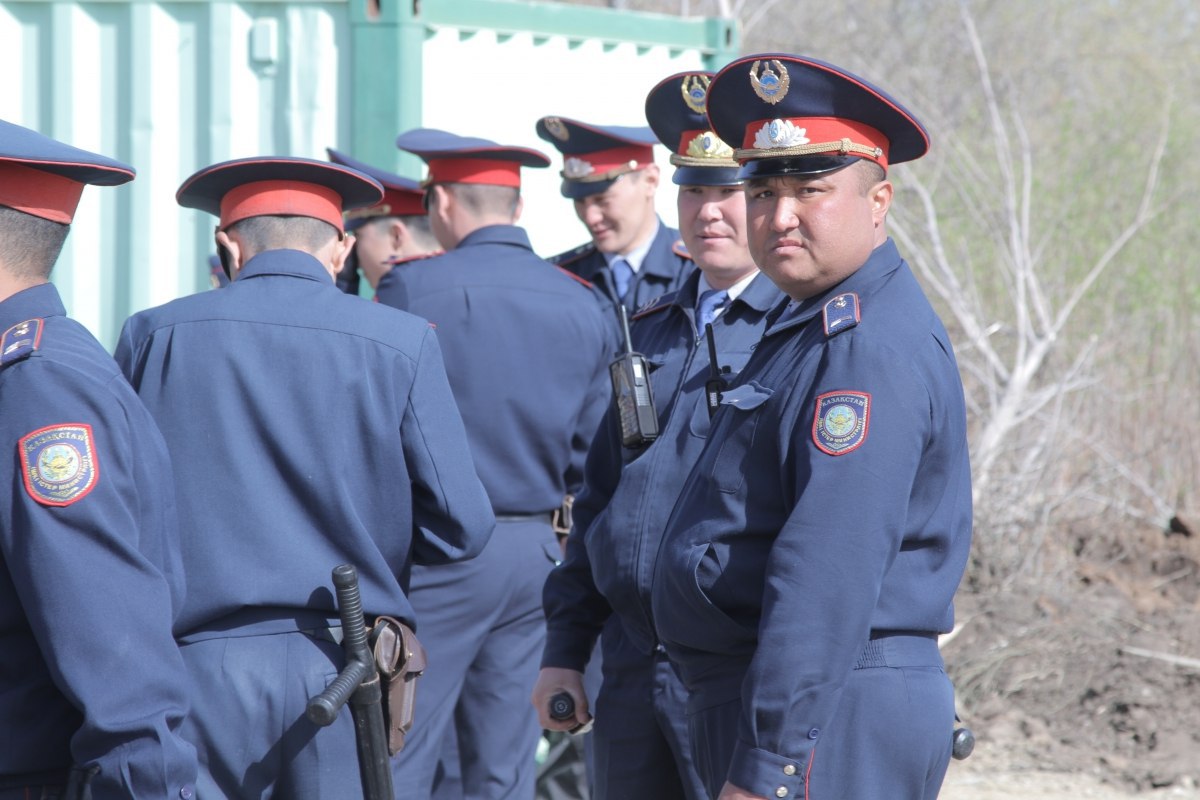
left=19, top=423, right=99, bottom=506
left=812, top=391, right=870, bottom=455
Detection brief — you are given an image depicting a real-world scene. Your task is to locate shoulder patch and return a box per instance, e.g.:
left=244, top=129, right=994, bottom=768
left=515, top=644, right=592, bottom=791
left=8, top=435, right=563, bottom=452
left=554, top=265, right=595, bottom=289
left=1, top=318, right=44, bottom=368
left=631, top=291, right=677, bottom=320
left=20, top=423, right=100, bottom=506
left=822, top=293, right=860, bottom=337
left=812, top=391, right=870, bottom=456
left=671, top=239, right=693, bottom=261
left=548, top=242, right=595, bottom=267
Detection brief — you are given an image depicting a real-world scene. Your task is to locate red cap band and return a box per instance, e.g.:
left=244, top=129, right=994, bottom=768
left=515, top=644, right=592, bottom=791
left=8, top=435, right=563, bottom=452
left=379, top=188, right=426, bottom=216
left=0, top=161, right=86, bottom=224
left=741, top=116, right=890, bottom=169
left=562, top=144, right=654, bottom=180
left=219, top=180, right=345, bottom=232
left=426, top=159, right=522, bottom=188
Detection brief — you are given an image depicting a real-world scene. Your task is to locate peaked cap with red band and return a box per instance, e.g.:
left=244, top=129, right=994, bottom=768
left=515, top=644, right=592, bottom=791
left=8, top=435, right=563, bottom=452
left=0, top=118, right=135, bottom=224
left=395, top=128, right=549, bottom=191
left=534, top=116, right=659, bottom=199
left=644, top=71, right=741, bottom=188
left=326, top=147, right=427, bottom=229
left=176, top=156, right=384, bottom=233
left=706, top=53, right=929, bottom=180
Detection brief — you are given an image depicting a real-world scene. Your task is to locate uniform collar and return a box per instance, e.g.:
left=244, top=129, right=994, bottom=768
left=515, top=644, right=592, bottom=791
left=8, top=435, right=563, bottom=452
left=455, top=224, right=534, bottom=252
left=765, top=237, right=903, bottom=335
left=0, top=282, right=66, bottom=331
left=603, top=217, right=660, bottom=274
left=673, top=268, right=778, bottom=316
left=236, top=249, right=335, bottom=284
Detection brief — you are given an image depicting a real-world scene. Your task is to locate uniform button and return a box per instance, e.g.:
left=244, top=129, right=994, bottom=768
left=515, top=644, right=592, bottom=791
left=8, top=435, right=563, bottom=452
left=783, top=764, right=796, bottom=775
left=180, top=787, right=194, bottom=799
left=775, top=788, right=789, bottom=798
left=808, top=727, right=820, bottom=739
left=655, top=643, right=667, bottom=654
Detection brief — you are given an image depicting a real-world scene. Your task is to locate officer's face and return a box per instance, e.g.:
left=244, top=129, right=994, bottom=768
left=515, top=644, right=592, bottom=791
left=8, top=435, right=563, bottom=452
left=745, top=162, right=891, bottom=301
left=572, top=169, right=658, bottom=255
left=677, top=183, right=756, bottom=290
left=353, top=218, right=399, bottom=289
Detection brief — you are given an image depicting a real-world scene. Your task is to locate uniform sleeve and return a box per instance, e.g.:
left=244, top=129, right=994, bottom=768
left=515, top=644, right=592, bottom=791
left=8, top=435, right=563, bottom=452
left=726, top=336, right=933, bottom=795
left=402, top=326, right=496, bottom=565
left=0, top=364, right=197, bottom=798
left=541, top=405, right=624, bottom=671
left=564, top=308, right=614, bottom=496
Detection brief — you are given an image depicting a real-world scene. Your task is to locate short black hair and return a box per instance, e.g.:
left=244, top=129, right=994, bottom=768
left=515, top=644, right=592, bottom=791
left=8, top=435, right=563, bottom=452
left=0, top=206, right=71, bottom=280
left=443, top=183, right=521, bottom=219
left=227, top=215, right=340, bottom=254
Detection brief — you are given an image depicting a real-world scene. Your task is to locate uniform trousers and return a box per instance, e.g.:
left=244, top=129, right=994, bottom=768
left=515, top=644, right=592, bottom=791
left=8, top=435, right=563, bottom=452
left=592, top=626, right=706, bottom=800
left=178, top=622, right=359, bottom=799
left=393, top=518, right=560, bottom=799
left=687, top=635, right=953, bottom=800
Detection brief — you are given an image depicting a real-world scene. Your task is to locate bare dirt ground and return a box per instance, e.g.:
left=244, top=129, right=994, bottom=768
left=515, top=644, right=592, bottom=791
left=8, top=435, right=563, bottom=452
left=937, top=520, right=1200, bottom=799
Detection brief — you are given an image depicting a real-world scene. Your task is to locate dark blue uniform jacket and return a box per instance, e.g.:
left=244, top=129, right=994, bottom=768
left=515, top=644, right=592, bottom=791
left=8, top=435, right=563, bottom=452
left=542, top=271, right=783, bottom=668
left=115, top=249, right=494, bottom=635
left=1, top=284, right=196, bottom=796
left=651, top=239, right=973, bottom=793
left=375, top=224, right=612, bottom=513
left=549, top=219, right=695, bottom=316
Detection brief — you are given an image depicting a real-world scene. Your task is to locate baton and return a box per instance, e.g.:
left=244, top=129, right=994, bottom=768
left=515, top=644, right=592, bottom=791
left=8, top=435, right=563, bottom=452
left=306, top=564, right=394, bottom=800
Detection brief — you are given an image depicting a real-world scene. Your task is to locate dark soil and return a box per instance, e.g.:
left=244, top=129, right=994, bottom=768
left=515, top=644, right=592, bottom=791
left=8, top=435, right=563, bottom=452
left=944, top=522, right=1200, bottom=792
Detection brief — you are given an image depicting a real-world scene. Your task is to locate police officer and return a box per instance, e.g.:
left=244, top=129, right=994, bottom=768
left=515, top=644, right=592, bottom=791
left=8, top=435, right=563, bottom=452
left=0, top=119, right=197, bottom=799
left=533, top=72, right=785, bottom=800
left=375, top=129, right=613, bottom=800
left=536, top=116, right=694, bottom=314
left=326, top=147, right=441, bottom=293
left=650, top=55, right=973, bottom=800
left=114, top=156, right=495, bottom=798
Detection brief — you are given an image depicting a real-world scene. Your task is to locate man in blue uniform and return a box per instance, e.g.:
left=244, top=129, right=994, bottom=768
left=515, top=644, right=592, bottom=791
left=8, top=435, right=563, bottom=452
left=115, top=156, right=495, bottom=799
left=650, top=55, right=974, bottom=800
left=536, top=116, right=694, bottom=315
left=0, top=119, right=197, bottom=799
left=375, top=129, right=613, bottom=800
left=533, top=72, right=785, bottom=800
left=326, top=148, right=441, bottom=294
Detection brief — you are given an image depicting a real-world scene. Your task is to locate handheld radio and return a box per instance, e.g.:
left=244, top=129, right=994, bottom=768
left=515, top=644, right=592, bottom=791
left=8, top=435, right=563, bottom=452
left=609, top=305, right=659, bottom=449
left=704, top=322, right=727, bottom=419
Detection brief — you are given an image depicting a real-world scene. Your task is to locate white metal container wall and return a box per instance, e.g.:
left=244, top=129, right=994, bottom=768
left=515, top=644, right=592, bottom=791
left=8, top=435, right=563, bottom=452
left=2, top=0, right=716, bottom=348
left=420, top=26, right=702, bottom=256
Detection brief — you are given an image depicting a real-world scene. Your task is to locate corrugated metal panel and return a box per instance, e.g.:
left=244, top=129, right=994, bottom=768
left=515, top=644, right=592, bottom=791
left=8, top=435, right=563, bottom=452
left=2, top=0, right=734, bottom=347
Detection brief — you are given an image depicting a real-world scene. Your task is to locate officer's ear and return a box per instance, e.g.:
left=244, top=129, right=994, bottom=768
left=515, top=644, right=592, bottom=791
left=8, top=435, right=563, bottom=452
left=641, top=164, right=661, bottom=195
left=388, top=219, right=408, bottom=251
left=214, top=228, right=244, bottom=280
left=869, top=179, right=893, bottom=227
left=328, top=229, right=356, bottom=279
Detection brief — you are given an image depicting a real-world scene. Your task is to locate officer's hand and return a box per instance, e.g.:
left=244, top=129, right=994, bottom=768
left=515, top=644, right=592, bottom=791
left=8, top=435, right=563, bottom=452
left=718, top=782, right=768, bottom=800
left=531, top=667, right=590, bottom=731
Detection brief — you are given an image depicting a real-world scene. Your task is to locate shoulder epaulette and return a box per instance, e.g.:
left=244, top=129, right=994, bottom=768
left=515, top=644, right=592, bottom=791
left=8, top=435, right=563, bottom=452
left=1, top=318, right=44, bottom=368
left=671, top=239, right=693, bottom=261
left=553, top=265, right=595, bottom=289
left=631, top=291, right=678, bottom=321
left=547, top=242, right=595, bottom=267
left=822, top=292, right=860, bottom=337
left=388, top=250, right=444, bottom=268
